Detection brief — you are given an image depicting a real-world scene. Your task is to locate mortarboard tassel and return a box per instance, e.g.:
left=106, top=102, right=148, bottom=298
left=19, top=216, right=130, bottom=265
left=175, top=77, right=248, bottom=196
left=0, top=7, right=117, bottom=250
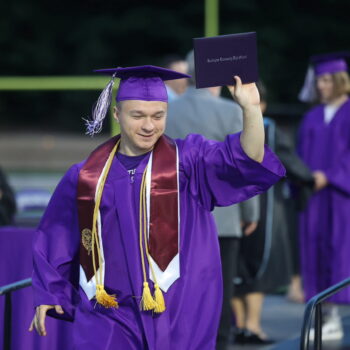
left=298, top=66, right=317, bottom=103
left=84, top=73, right=117, bottom=136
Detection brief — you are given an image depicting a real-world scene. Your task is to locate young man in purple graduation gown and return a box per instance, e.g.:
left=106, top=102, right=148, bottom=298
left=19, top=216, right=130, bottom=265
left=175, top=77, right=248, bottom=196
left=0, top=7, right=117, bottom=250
left=30, top=65, right=285, bottom=350
left=298, top=53, right=350, bottom=340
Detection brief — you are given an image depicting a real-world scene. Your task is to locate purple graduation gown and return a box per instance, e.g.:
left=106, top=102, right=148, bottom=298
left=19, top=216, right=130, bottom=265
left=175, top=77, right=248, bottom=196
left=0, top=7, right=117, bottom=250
left=32, top=133, right=285, bottom=350
left=299, top=98, right=350, bottom=303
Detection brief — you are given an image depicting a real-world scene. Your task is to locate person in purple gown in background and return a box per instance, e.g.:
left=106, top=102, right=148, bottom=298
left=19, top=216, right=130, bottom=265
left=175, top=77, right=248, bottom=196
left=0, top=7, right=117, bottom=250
left=298, top=52, right=350, bottom=341
left=29, top=65, right=285, bottom=350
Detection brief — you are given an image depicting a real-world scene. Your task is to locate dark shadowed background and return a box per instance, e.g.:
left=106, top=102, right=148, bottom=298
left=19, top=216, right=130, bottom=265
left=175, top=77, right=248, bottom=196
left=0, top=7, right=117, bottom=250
left=0, top=0, right=349, bottom=133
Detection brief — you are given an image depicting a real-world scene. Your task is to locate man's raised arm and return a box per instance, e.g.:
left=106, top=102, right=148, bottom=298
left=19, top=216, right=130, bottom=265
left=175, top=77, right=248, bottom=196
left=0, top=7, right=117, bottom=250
left=228, top=76, right=265, bottom=163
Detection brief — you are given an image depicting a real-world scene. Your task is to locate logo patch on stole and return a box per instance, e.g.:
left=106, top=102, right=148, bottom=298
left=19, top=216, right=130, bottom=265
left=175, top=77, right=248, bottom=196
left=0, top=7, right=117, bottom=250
left=81, top=228, right=93, bottom=255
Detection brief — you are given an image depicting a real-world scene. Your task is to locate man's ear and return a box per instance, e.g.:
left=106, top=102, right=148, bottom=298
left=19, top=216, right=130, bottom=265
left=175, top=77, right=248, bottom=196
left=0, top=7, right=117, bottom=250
left=113, top=106, right=120, bottom=123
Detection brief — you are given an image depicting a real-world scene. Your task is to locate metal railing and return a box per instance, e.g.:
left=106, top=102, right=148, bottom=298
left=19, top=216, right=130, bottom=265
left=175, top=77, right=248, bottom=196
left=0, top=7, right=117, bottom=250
left=300, top=276, right=350, bottom=350
left=0, top=278, right=32, bottom=350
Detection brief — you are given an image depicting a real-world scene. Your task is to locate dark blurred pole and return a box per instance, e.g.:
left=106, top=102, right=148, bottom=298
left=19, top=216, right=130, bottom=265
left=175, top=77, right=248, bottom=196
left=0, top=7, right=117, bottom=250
left=0, top=278, right=32, bottom=350
left=205, top=0, right=219, bottom=37
left=315, top=304, right=322, bottom=350
left=4, top=293, right=11, bottom=350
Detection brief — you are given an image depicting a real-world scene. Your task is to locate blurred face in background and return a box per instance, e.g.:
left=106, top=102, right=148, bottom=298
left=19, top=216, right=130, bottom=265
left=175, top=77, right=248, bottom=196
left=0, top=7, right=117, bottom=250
left=166, top=61, right=188, bottom=95
left=260, top=100, right=267, bottom=114
left=207, top=86, right=222, bottom=97
left=114, top=100, right=167, bottom=156
left=316, top=73, right=335, bottom=103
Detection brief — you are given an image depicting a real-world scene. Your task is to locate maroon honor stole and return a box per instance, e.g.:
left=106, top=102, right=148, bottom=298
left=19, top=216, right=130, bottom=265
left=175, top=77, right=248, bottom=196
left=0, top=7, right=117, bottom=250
left=77, top=135, right=179, bottom=302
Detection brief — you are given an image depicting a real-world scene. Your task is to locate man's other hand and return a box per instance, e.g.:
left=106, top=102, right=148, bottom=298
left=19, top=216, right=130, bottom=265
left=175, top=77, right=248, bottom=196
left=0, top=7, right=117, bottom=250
left=313, top=171, right=328, bottom=191
left=28, top=304, right=64, bottom=336
left=242, top=221, right=258, bottom=236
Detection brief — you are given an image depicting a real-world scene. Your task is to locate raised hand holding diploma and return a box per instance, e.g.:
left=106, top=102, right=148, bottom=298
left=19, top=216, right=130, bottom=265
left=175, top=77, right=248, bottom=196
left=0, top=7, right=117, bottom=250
left=228, top=76, right=265, bottom=163
left=227, top=75, right=260, bottom=107
left=193, top=32, right=263, bottom=162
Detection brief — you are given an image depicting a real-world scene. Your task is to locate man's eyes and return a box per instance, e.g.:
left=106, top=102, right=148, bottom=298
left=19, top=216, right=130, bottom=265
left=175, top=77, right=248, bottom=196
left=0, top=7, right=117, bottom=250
left=130, top=114, right=164, bottom=119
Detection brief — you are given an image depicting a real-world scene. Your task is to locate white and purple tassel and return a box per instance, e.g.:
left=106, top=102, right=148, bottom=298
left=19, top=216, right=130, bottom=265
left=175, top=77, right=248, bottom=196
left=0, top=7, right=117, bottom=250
left=84, top=73, right=117, bottom=136
left=298, top=66, right=317, bottom=103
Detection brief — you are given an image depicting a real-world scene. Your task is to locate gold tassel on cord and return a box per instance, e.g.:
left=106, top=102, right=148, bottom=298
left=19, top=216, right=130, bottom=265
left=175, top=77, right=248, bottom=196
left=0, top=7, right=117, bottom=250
left=91, top=140, right=120, bottom=309
left=153, top=284, right=166, bottom=313
left=95, top=284, right=118, bottom=308
left=141, top=282, right=156, bottom=311
left=139, top=162, right=166, bottom=314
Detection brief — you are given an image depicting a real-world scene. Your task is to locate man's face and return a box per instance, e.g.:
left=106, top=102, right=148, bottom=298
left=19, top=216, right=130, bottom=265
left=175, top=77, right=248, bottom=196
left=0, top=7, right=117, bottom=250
left=316, top=73, right=334, bottom=103
left=114, top=100, right=167, bottom=155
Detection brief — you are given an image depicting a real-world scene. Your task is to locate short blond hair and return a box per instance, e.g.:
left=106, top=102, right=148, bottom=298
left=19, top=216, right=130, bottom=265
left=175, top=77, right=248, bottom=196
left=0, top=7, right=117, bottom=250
left=332, top=71, right=350, bottom=97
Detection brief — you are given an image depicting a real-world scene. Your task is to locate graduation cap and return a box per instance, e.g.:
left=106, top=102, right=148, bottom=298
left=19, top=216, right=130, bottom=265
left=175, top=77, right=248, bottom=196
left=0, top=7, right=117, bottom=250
left=311, top=52, right=349, bottom=76
left=85, top=65, right=191, bottom=136
left=299, top=52, right=350, bottom=102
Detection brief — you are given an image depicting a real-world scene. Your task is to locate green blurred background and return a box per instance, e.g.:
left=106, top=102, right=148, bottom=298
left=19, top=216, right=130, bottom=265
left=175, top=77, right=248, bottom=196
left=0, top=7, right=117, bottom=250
left=0, top=0, right=349, bottom=133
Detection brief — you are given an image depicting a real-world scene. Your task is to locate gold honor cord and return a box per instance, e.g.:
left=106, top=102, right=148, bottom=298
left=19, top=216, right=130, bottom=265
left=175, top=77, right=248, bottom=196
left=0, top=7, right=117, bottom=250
left=139, top=167, right=157, bottom=310
left=92, top=140, right=120, bottom=308
left=139, top=168, right=166, bottom=313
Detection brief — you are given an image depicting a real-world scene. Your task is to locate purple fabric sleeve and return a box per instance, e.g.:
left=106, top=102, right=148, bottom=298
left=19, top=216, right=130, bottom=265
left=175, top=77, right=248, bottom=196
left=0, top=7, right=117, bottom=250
left=299, top=103, right=350, bottom=196
left=323, top=151, right=350, bottom=196
left=32, top=164, right=81, bottom=321
left=179, top=132, right=286, bottom=211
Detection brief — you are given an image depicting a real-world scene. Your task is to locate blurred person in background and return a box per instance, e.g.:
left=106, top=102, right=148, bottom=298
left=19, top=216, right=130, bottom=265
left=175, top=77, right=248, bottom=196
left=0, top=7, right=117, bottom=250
left=231, top=80, right=313, bottom=345
left=161, top=55, right=188, bottom=102
left=298, top=52, right=350, bottom=340
left=0, top=167, right=16, bottom=226
left=166, top=51, right=260, bottom=350
left=259, top=83, right=315, bottom=305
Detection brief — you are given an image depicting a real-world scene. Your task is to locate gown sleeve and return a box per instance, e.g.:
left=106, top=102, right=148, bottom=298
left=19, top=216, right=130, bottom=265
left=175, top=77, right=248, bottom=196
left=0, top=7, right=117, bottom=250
left=298, top=107, right=350, bottom=196
left=324, top=106, right=350, bottom=195
left=324, top=149, right=350, bottom=196
left=179, top=132, right=286, bottom=211
left=32, top=164, right=81, bottom=321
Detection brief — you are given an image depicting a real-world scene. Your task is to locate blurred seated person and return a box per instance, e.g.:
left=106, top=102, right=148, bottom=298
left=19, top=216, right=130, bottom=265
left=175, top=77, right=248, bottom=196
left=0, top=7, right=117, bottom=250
left=231, top=81, right=314, bottom=345
left=0, top=167, right=16, bottom=226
